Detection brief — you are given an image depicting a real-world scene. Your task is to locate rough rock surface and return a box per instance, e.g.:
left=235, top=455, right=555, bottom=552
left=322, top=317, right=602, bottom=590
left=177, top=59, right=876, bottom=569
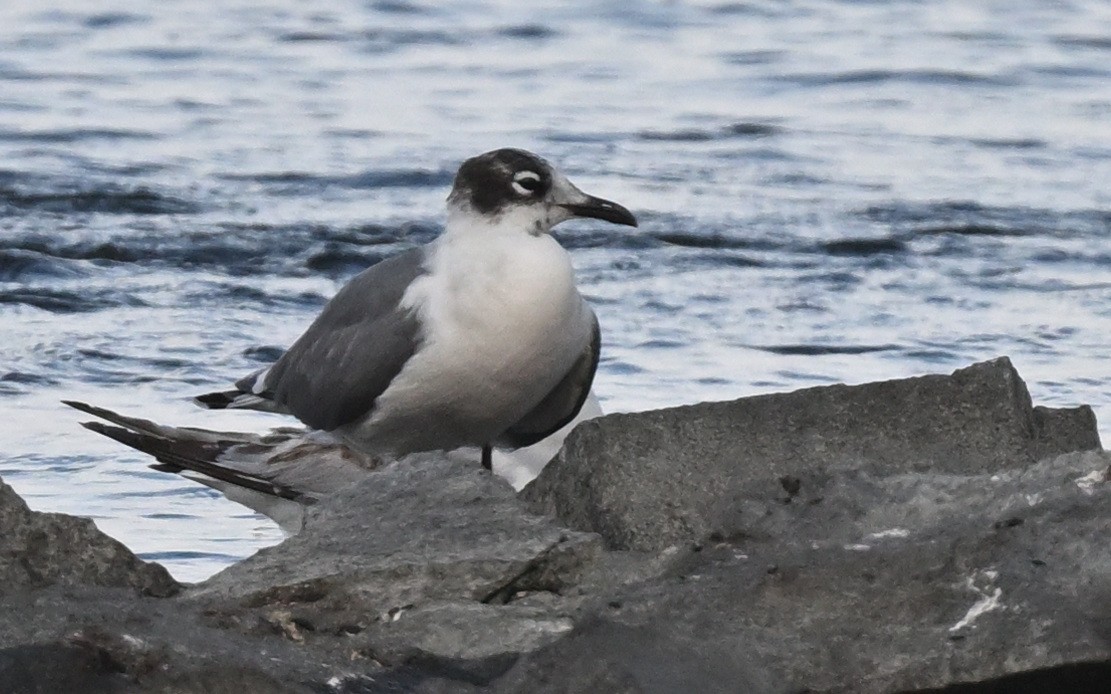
left=2, top=357, right=1109, bottom=693
left=0, top=591, right=323, bottom=693
left=0, top=479, right=178, bottom=597
left=521, top=357, right=1100, bottom=551
left=192, top=453, right=602, bottom=662
left=508, top=449, right=1111, bottom=693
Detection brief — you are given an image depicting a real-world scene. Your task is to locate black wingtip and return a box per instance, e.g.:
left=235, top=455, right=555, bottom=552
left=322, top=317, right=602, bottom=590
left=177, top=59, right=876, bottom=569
left=193, top=391, right=235, bottom=410
left=79, top=420, right=106, bottom=433
left=78, top=421, right=151, bottom=454
left=65, top=400, right=125, bottom=422
left=79, top=420, right=125, bottom=438
left=63, top=399, right=95, bottom=414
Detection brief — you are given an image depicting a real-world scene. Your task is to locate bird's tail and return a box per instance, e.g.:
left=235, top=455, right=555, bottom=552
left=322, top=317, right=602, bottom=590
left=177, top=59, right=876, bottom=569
left=64, top=401, right=385, bottom=532
left=64, top=400, right=306, bottom=501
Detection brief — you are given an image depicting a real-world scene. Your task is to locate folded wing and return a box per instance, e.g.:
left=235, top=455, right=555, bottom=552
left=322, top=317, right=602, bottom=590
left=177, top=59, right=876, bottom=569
left=195, top=248, right=427, bottom=432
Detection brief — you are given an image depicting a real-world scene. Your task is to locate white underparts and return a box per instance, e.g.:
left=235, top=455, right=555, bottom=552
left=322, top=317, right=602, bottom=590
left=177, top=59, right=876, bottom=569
left=344, top=208, right=591, bottom=454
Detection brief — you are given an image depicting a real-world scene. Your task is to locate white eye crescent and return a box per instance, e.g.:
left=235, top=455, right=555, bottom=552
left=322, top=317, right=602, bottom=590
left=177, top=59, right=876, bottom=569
left=512, top=171, right=542, bottom=195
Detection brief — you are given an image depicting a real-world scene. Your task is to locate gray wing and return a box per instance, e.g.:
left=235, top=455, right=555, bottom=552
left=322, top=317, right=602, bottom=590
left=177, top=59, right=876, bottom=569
left=498, top=311, right=601, bottom=449
left=249, top=247, right=427, bottom=431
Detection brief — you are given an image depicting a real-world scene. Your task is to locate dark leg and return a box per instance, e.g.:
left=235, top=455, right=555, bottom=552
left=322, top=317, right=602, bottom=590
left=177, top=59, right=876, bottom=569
left=481, top=444, right=493, bottom=471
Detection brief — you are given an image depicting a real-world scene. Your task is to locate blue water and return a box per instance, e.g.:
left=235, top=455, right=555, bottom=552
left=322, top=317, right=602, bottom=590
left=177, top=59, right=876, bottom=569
left=1, top=0, right=1108, bottom=582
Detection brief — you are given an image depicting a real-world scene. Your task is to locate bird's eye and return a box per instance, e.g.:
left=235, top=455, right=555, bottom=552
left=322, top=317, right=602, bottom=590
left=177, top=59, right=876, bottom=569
left=512, top=171, right=542, bottom=196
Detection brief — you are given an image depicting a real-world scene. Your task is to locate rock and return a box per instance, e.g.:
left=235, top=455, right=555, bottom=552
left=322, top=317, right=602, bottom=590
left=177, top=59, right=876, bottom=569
left=521, top=357, right=1103, bottom=552
left=3, top=358, right=1108, bottom=693
left=0, top=475, right=312, bottom=692
left=0, top=587, right=323, bottom=693
left=192, top=453, right=602, bottom=662
left=0, top=642, right=135, bottom=694
left=0, top=636, right=307, bottom=693
left=487, top=617, right=785, bottom=694
left=359, top=601, right=573, bottom=661
left=1032, top=404, right=1101, bottom=460
left=0, top=479, right=178, bottom=597
left=504, top=450, right=1111, bottom=693
left=0, top=454, right=600, bottom=693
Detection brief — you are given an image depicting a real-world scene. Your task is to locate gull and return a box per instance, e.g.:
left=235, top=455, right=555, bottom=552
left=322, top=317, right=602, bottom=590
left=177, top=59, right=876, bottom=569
left=194, top=148, right=635, bottom=467
left=68, top=148, right=635, bottom=527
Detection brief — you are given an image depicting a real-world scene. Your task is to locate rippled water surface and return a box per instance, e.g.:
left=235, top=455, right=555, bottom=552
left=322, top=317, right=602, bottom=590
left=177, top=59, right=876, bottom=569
left=2, top=0, right=1109, bottom=581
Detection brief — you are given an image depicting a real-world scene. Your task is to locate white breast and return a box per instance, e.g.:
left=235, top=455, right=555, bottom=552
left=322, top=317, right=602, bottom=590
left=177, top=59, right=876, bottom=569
left=347, top=224, right=592, bottom=454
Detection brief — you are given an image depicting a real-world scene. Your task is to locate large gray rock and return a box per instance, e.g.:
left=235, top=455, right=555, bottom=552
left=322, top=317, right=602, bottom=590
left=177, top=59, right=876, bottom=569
left=504, top=450, right=1111, bottom=693
left=3, top=357, right=1108, bottom=693
left=0, top=454, right=602, bottom=693
left=522, top=357, right=1102, bottom=552
left=0, top=477, right=317, bottom=693
left=0, top=479, right=178, bottom=597
left=192, top=454, right=601, bottom=661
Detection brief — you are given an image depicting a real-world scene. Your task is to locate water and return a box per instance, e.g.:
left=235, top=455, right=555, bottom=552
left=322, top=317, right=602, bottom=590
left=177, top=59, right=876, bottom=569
left=1, top=0, right=1108, bottom=582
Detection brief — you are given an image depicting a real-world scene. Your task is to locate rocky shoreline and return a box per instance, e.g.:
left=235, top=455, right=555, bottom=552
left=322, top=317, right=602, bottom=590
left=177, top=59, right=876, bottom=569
left=2, top=357, right=1108, bottom=693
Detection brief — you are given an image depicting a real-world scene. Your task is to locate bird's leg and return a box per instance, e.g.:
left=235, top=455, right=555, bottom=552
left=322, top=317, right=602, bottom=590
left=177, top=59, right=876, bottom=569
left=481, top=444, right=493, bottom=471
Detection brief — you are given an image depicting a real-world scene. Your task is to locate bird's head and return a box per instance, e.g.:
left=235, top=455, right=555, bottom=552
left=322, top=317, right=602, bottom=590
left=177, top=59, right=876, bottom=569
left=446, top=148, right=637, bottom=235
